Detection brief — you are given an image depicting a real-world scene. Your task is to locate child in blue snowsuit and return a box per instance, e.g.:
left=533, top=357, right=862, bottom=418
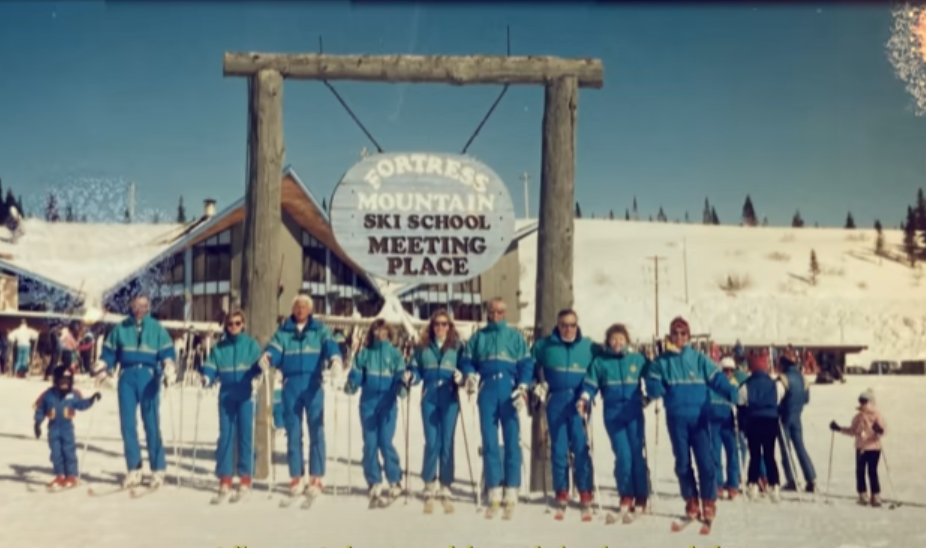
left=710, top=357, right=742, bottom=499
left=93, top=297, right=176, bottom=489
left=201, top=310, right=263, bottom=497
left=259, top=295, right=342, bottom=498
left=459, top=298, right=534, bottom=513
left=408, top=310, right=465, bottom=504
left=531, top=309, right=595, bottom=510
left=344, top=319, right=407, bottom=506
left=644, top=317, right=738, bottom=523
left=581, top=323, right=650, bottom=516
left=33, top=366, right=100, bottom=490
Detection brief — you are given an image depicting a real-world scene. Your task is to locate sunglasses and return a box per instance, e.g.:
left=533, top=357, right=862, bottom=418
left=672, top=330, right=689, bottom=337
left=559, top=322, right=577, bottom=328
left=433, top=321, right=448, bottom=327
left=226, top=321, right=243, bottom=327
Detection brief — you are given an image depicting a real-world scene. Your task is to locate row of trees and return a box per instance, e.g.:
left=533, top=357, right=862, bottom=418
left=0, top=179, right=27, bottom=225
left=40, top=192, right=191, bottom=224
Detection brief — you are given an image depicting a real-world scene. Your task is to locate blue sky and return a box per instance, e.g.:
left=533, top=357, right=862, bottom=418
left=0, top=1, right=923, bottom=228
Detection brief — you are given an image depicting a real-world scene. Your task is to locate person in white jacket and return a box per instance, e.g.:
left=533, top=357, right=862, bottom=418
left=8, top=320, right=37, bottom=378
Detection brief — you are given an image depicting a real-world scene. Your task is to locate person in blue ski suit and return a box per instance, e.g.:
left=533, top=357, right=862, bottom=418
left=407, top=309, right=465, bottom=503
left=34, top=366, right=101, bottom=489
left=531, top=308, right=595, bottom=509
left=580, top=323, right=650, bottom=515
left=259, top=295, right=342, bottom=498
left=710, top=357, right=742, bottom=500
left=644, top=316, right=738, bottom=523
left=459, top=297, right=534, bottom=511
left=92, top=295, right=176, bottom=489
left=344, top=319, right=407, bottom=505
left=201, top=309, right=263, bottom=496
left=777, top=346, right=817, bottom=493
left=737, top=350, right=786, bottom=502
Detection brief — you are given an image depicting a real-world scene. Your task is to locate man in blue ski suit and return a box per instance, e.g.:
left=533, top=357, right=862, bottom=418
left=345, top=320, right=408, bottom=504
left=259, top=295, right=342, bottom=498
left=644, top=317, right=737, bottom=523
left=34, top=365, right=101, bottom=489
left=709, top=357, right=742, bottom=500
left=459, top=297, right=534, bottom=512
left=92, top=295, right=176, bottom=489
left=407, top=310, right=465, bottom=502
left=201, top=309, right=263, bottom=497
left=777, top=346, right=817, bottom=493
left=530, top=308, right=595, bottom=510
left=580, top=323, right=650, bottom=515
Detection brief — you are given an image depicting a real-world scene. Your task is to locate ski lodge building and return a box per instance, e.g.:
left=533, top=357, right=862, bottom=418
left=0, top=166, right=538, bottom=334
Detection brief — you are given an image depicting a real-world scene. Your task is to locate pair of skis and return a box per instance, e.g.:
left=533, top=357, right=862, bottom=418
left=604, top=509, right=638, bottom=524
left=554, top=503, right=592, bottom=522
left=210, top=488, right=251, bottom=505
left=484, top=502, right=515, bottom=520
left=423, top=497, right=454, bottom=514
left=86, top=483, right=160, bottom=498
left=671, top=515, right=712, bottom=535
left=279, top=490, right=319, bottom=510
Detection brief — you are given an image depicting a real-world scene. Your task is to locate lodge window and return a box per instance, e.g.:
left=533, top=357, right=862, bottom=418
left=157, top=252, right=184, bottom=285
left=331, top=298, right=354, bottom=317
left=192, top=230, right=231, bottom=285
left=154, top=296, right=185, bottom=321
left=302, top=232, right=326, bottom=283
left=452, top=303, right=483, bottom=322
left=330, top=255, right=353, bottom=286
left=356, top=297, right=383, bottom=318
left=311, top=296, right=326, bottom=314
left=401, top=302, right=413, bottom=315
left=418, top=302, right=448, bottom=321
left=192, top=293, right=227, bottom=324
left=453, top=277, right=481, bottom=295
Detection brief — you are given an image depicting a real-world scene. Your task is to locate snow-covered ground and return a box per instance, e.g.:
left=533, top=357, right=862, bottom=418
left=519, top=220, right=926, bottom=364
left=1, top=373, right=923, bottom=548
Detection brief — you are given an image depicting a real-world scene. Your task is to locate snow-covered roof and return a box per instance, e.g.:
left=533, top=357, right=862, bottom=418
left=0, top=219, right=186, bottom=307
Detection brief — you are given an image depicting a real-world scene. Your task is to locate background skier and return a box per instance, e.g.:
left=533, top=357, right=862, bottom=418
left=34, top=365, right=101, bottom=489
left=737, top=350, right=785, bottom=502
left=777, top=346, right=817, bottom=493
left=92, top=294, right=176, bottom=489
left=259, top=294, right=342, bottom=500
left=531, top=308, right=596, bottom=517
left=830, top=389, right=887, bottom=507
left=580, top=323, right=650, bottom=519
left=407, top=309, right=465, bottom=511
left=344, top=319, right=407, bottom=507
left=644, top=316, right=737, bottom=525
left=200, top=310, right=263, bottom=499
left=459, top=297, right=534, bottom=518
left=710, top=357, right=741, bottom=500
left=8, top=319, right=37, bottom=378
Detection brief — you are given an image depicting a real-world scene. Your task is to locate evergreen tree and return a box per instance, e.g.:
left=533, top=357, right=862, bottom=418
left=17, top=195, right=24, bottom=217
left=845, top=212, right=856, bottom=229
left=648, top=214, right=653, bottom=222
left=152, top=211, right=161, bottom=224
left=44, top=192, right=60, bottom=222
left=79, top=214, right=87, bottom=223
left=322, top=198, right=328, bottom=212
left=792, top=210, right=804, bottom=228
left=656, top=206, right=667, bottom=222
left=742, top=195, right=757, bottom=226
left=702, top=198, right=712, bottom=224
left=917, top=189, right=926, bottom=247
left=65, top=205, right=75, bottom=222
left=574, top=201, right=582, bottom=219
left=624, top=209, right=630, bottom=221
left=874, top=219, right=885, bottom=257
left=124, top=208, right=131, bottom=223
left=0, top=178, right=5, bottom=225
left=762, top=216, right=768, bottom=226
left=685, top=211, right=690, bottom=223
left=608, top=209, right=615, bottom=220
left=590, top=211, right=596, bottom=219
left=177, top=196, right=187, bottom=223
left=632, top=196, right=638, bottom=220
left=904, top=206, right=918, bottom=266
left=3, top=190, right=15, bottom=224
left=809, top=250, right=820, bottom=285
left=711, top=206, right=719, bottom=225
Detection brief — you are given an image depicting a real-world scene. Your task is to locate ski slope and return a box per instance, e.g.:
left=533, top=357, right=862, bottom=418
left=518, top=220, right=926, bottom=364
left=0, top=374, right=922, bottom=548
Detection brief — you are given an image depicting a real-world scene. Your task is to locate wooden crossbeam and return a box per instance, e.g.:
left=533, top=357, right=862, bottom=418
left=223, top=52, right=604, bottom=88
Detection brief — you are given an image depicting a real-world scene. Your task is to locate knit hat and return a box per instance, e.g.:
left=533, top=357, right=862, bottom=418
left=669, top=317, right=689, bottom=334
left=720, top=356, right=736, bottom=369
left=747, top=350, right=769, bottom=372
left=859, top=388, right=875, bottom=403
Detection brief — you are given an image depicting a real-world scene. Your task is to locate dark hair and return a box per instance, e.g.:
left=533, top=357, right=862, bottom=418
left=364, top=319, right=393, bottom=348
left=557, top=308, right=578, bottom=321
left=604, top=323, right=631, bottom=344
left=419, top=309, right=459, bottom=351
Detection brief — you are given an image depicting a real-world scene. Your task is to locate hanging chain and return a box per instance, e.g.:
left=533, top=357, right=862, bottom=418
left=319, top=36, right=385, bottom=154
left=460, top=26, right=512, bottom=155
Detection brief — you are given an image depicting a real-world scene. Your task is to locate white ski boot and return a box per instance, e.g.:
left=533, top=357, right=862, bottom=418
left=149, top=471, right=166, bottom=489
left=769, top=484, right=781, bottom=503
left=423, top=482, right=438, bottom=514
left=439, top=484, right=455, bottom=514
left=122, top=470, right=143, bottom=489
left=368, top=484, right=383, bottom=509
left=502, top=487, right=518, bottom=520
left=485, top=487, right=502, bottom=519
left=746, top=483, right=759, bottom=501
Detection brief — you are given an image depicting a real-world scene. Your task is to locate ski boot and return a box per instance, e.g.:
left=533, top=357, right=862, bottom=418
left=769, top=484, right=781, bottom=503
left=423, top=482, right=438, bottom=514
left=685, top=498, right=701, bottom=519
left=122, top=470, right=143, bottom=490
left=439, top=484, right=454, bottom=514
left=238, top=476, right=252, bottom=493
left=857, top=492, right=869, bottom=506
left=805, top=482, right=816, bottom=494
left=871, top=494, right=882, bottom=508
left=288, top=477, right=305, bottom=495
left=553, top=490, right=569, bottom=520
left=634, top=496, right=648, bottom=514
left=306, top=476, right=323, bottom=498
left=46, top=475, right=66, bottom=490
left=579, top=491, right=594, bottom=522
left=62, top=476, right=78, bottom=489
left=368, top=484, right=382, bottom=509
left=149, top=471, right=166, bottom=489
left=746, top=483, right=759, bottom=501
left=782, top=481, right=798, bottom=492
left=700, top=499, right=716, bottom=534
left=484, top=487, right=502, bottom=519
left=502, top=487, right=518, bottom=520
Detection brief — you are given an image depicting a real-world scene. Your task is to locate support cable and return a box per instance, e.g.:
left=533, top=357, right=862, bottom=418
left=460, top=26, right=512, bottom=155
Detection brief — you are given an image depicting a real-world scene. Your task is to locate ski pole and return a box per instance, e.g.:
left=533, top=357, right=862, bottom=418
left=250, top=380, right=258, bottom=491
left=77, top=395, right=99, bottom=486
left=403, top=382, right=411, bottom=505
left=824, top=430, right=835, bottom=504
left=880, top=445, right=900, bottom=509
left=332, top=372, right=339, bottom=497
left=651, top=401, right=661, bottom=513
left=583, top=403, right=603, bottom=516
left=264, top=371, right=275, bottom=499
left=455, top=389, right=478, bottom=507
left=162, top=380, right=177, bottom=485
left=187, top=388, right=203, bottom=485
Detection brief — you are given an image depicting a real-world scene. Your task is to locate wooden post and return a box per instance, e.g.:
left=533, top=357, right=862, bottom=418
left=647, top=256, right=666, bottom=338
left=240, top=69, right=284, bottom=481
left=530, top=75, right=577, bottom=494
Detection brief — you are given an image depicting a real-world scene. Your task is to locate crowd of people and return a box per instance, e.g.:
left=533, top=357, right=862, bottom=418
left=25, top=293, right=889, bottom=526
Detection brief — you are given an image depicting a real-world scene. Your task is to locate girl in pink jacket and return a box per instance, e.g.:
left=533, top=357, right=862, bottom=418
left=829, top=388, right=887, bottom=507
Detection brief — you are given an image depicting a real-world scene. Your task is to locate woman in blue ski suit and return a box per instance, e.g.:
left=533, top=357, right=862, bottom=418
left=408, top=310, right=465, bottom=503
left=580, top=323, right=649, bottom=515
left=531, top=309, right=596, bottom=509
left=344, top=319, right=408, bottom=506
left=643, top=316, right=738, bottom=523
left=709, top=357, right=742, bottom=500
left=201, top=310, right=263, bottom=497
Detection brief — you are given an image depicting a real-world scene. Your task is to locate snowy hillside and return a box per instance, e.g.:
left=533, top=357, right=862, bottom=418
left=1, top=375, right=923, bottom=548
left=518, top=220, right=926, bottom=363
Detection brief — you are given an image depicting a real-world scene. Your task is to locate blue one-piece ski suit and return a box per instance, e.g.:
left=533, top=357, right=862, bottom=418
left=531, top=329, right=595, bottom=496
left=345, top=339, right=407, bottom=487
left=409, top=339, right=463, bottom=488
left=644, top=343, right=738, bottom=502
left=34, top=387, right=96, bottom=477
left=459, top=320, right=534, bottom=491
left=583, top=346, right=649, bottom=501
left=778, top=360, right=816, bottom=487
left=265, top=316, right=341, bottom=479
left=201, top=330, right=263, bottom=479
left=709, top=374, right=741, bottom=492
left=100, top=314, right=176, bottom=472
